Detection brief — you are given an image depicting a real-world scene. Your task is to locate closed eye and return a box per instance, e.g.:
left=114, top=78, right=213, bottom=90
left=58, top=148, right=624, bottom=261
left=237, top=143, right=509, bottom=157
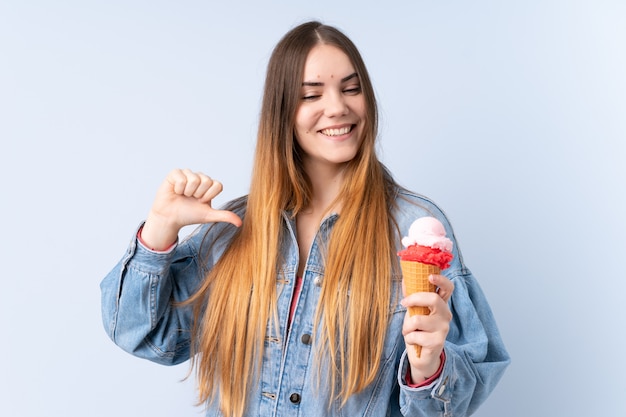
left=343, top=86, right=362, bottom=95
left=302, top=94, right=321, bottom=101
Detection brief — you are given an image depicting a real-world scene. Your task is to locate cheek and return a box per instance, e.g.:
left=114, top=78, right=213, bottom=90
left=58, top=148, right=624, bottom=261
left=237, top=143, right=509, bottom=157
left=295, top=108, right=315, bottom=134
left=292, top=119, right=306, bottom=144
left=354, top=99, right=367, bottom=120
left=293, top=121, right=307, bottom=137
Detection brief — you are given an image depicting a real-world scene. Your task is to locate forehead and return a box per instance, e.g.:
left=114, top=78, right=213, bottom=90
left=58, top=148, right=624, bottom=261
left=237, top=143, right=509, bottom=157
left=302, top=44, right=355, bottom=80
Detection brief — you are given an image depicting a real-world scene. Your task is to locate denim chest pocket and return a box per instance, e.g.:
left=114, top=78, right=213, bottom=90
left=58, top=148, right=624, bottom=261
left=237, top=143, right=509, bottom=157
left=344, top=275, right=406, bottom=364
left=275, top=269, right=290, bottom=300
left=272, top=269, right=406, bottom=364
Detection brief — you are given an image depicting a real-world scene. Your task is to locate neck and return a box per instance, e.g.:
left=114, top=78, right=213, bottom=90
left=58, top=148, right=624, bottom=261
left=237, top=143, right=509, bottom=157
left=303, top=161, right=347, bottom=215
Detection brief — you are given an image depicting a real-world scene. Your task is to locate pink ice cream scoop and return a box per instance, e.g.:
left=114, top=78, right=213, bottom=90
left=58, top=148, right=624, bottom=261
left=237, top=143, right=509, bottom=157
left=398, top=217, right=453, bottom=269
left=401, top=216, right=453, bottom=252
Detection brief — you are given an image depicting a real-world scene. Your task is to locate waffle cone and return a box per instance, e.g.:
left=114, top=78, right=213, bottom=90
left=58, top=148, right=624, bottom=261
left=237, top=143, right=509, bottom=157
left=400, top=260, right=439, bottom=357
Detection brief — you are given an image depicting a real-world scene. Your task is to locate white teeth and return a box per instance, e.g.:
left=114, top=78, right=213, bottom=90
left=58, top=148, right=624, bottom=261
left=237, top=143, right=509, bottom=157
left=321, top=126, right=351, bottom=136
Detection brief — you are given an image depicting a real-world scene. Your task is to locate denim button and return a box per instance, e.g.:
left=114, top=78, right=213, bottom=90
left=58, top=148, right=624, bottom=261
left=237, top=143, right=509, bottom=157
left=313, top=275, right=323, bottom=286
left=437, top=376, right=449, bottom=396
left=289, top=393, right=301, bottom=404
left=301, top=333, right=312, bottom=345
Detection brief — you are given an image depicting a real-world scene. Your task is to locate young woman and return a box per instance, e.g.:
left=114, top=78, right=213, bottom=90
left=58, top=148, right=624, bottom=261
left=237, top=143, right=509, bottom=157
left=101, top=21, right=509, bottom=417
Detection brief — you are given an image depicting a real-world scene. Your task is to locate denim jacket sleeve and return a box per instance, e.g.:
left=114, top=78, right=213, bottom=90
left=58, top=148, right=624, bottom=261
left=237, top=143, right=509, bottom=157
left=100, top=222, right=217, bottom=365
left=394, top=192, right=511, bottom=416
left=396, top=269, right=510, bottom=416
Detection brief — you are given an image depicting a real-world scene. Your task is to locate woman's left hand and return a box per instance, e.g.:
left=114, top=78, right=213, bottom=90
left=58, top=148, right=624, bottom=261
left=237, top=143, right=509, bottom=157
left=401, top=274, right=454, bottom=383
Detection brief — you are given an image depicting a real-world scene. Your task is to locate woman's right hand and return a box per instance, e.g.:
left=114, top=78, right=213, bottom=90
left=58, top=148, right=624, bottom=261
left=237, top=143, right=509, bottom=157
left=140, top=169, right=243, bottom=250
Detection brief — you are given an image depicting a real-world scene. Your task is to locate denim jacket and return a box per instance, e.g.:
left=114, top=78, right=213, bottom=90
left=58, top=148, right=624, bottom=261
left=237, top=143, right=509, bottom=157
left=100, top=189, right=510, bottom=416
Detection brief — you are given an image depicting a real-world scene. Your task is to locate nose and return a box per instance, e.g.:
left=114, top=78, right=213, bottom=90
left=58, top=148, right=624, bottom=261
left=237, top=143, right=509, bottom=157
left=323, top=91, right=349, bottom=117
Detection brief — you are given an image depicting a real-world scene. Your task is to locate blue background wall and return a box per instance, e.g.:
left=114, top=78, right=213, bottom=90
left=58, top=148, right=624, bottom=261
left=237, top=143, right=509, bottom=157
left=1, top=1, right=624, bottom=416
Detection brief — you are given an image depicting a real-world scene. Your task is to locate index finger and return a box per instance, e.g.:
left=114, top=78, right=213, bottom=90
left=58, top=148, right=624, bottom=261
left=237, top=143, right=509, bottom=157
left=429, top=274, right=455, bottom=303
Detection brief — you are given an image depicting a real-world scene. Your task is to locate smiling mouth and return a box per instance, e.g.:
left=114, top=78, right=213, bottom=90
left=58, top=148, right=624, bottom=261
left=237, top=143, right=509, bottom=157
left=320, top=125, right=354, bottom=137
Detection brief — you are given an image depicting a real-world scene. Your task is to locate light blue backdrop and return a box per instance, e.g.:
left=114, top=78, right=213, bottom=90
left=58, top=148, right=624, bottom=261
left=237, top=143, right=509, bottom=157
left=1, top=1, right=624, bottom=416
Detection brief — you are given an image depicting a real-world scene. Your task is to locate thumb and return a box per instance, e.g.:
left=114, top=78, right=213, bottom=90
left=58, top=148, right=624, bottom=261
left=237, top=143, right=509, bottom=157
left=205, top=209, right=243, bottom=228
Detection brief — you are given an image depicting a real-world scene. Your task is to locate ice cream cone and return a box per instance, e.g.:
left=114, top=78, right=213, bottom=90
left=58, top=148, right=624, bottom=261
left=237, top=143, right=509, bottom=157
left=400, top=260, right=439, bottom=357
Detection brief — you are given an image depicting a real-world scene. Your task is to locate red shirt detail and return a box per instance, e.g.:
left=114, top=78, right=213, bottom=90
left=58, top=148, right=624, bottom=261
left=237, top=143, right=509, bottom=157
left=405, top=350, right=446, bottom=388
left=287, top=276, right=303, bottom=328
left=137, top=226, right=177, bottom=252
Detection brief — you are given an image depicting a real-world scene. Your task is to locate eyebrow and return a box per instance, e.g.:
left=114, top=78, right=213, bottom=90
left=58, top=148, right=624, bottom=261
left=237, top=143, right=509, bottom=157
left=302, top=72, right=359, bottom=87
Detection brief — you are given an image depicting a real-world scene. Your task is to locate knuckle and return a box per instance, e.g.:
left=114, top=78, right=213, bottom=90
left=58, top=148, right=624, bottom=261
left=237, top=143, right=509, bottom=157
left=440, top=320, right=449, bottom=332
left=187, top=174, right=200, bottom=186
left=212, top=180, right=224, bottom=192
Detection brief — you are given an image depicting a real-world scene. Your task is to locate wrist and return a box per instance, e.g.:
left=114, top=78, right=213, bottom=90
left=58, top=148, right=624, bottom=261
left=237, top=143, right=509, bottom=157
left=408, top=350, right=445, bottom=385
left=140, top=214, right=180, bottom=251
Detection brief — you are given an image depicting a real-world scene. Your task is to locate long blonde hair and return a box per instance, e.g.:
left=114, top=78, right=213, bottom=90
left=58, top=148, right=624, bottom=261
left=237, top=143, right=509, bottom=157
left=186, top=21, right=399, bottom=417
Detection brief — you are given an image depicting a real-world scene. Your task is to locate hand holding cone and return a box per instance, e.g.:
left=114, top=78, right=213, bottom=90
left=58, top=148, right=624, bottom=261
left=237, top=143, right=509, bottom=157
left=400, top=260, right=439, bottom=357
left=397, top=217, right=453, bottom=358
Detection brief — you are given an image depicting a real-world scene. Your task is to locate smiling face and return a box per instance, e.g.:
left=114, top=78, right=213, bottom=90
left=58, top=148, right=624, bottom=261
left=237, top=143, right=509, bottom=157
left=294, top=44, right=367, bottom=175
